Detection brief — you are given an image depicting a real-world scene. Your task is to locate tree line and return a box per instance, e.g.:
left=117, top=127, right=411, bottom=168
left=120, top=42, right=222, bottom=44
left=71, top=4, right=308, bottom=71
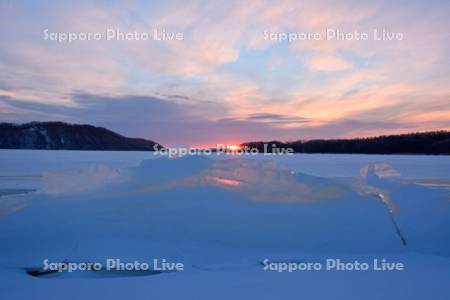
left=241, top=131, right=450, bottom=154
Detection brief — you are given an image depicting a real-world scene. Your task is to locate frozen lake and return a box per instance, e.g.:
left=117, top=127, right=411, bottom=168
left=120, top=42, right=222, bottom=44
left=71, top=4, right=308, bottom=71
left=0, top=150, right=449, bottom=299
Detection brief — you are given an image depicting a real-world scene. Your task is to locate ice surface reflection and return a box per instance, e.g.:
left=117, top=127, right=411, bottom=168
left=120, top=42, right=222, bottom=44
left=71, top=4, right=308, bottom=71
left=137, top=158, right=349, bottom=203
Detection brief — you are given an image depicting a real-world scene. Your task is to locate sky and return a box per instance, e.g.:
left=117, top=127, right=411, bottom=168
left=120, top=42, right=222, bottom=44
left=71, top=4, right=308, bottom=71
left=0, top=0, right=449, bottom=146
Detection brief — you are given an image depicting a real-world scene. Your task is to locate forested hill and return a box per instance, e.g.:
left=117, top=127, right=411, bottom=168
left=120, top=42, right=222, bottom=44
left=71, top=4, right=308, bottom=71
left=0, top=122, right=162, bottom=151
left=241, top=131, right=450, bottom=155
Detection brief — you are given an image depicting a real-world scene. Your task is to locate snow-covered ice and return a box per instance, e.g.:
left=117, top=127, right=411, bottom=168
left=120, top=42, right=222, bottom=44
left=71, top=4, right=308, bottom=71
left=0, top=150, right=449, bottom=299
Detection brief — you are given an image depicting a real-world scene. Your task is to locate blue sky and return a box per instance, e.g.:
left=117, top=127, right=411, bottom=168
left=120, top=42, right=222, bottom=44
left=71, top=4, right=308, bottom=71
left=0, top=0, right=449, bottom=146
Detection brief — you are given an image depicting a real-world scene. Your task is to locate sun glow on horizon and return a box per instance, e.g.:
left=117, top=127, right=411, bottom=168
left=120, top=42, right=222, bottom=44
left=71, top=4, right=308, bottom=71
left=227, top=145, right=242, bottom=151
left=189, top=144, right=243, bottom=150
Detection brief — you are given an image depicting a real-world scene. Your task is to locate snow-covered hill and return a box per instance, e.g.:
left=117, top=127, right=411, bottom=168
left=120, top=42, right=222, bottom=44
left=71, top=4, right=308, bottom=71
left=0, top=122, right=161, bottom=150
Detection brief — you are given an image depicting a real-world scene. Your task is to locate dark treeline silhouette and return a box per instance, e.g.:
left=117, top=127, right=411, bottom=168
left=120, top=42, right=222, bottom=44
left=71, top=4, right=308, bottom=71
left=0, top=122, right=163, bottom=150
left=241, top=131, right=450, bottom=155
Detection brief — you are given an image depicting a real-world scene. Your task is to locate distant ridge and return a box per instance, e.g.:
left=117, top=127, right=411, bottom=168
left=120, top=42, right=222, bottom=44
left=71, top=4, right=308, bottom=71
left=242, top=131, right=450, bottom=155
left=0, top=122, right=162, bottom=151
